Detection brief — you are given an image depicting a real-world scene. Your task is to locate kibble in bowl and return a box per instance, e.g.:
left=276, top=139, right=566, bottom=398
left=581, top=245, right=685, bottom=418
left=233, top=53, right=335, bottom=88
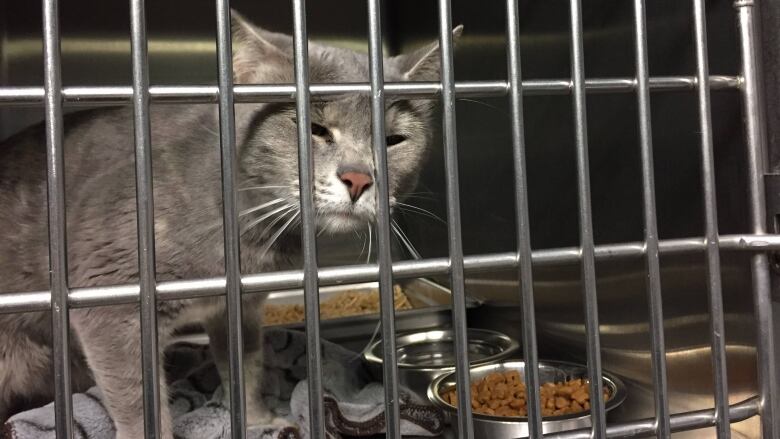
left=439, top=370, right=612, bottom=418
left=428, top=360, right=627, bottom=437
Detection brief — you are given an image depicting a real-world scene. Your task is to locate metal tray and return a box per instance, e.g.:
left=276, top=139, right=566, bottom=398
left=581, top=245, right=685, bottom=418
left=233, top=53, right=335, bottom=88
left=264, top=278, right=481, bottom=351
left=171, top=278, right=481, bottom=352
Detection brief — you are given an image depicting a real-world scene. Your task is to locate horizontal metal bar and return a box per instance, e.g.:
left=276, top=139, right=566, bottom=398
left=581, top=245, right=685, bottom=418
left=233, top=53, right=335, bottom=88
left=524, top=75, right=741, bottom=95
left=544, top=396, right=760, bottom=439
left=0, top=76, right=741, bottom=106
left=2, top=233, right=778, bottom=314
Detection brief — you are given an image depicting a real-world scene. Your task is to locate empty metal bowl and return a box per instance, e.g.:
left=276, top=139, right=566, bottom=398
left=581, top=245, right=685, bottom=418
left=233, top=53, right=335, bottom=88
left=363, top=328, right=520, bottom=399
left=428, top=360, right=627, bottom=438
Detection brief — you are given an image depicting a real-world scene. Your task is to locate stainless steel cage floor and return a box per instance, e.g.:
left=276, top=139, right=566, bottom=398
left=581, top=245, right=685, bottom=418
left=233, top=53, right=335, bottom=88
left=0, top=0, right=776, bottom=438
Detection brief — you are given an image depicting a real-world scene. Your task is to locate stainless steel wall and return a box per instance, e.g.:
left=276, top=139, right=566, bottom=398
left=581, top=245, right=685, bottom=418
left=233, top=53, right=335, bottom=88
left=0, top=0, right=763, bottom=437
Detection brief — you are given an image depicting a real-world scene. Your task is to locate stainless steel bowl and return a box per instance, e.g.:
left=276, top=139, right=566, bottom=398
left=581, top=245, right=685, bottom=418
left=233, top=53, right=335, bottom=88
left=428, top=360, right=627, bottom=438
left=363, top=329, right=519, bottom=399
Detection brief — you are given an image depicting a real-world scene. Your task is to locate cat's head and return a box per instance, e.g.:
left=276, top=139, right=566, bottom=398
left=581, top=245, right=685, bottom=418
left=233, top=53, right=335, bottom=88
left=231, top=10, right=462, bottom=239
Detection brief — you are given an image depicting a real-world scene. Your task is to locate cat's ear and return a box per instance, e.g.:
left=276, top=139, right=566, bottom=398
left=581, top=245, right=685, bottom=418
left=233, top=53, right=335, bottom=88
left=393, top=25, right=464, bottom=82
left=231, top=9, right=291, bottom=83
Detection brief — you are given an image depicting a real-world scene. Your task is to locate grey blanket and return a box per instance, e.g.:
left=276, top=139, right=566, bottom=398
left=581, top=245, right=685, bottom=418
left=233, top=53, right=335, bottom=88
left=2, top=329, right=444, bottom=439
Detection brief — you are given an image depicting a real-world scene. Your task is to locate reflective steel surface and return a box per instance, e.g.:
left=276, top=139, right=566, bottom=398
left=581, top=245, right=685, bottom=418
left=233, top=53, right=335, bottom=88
left=364, top=328, right=519, bottom=398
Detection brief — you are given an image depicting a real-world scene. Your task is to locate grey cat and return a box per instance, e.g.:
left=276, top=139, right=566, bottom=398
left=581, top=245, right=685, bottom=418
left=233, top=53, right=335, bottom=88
left=0, top=10, right=461, bottom=439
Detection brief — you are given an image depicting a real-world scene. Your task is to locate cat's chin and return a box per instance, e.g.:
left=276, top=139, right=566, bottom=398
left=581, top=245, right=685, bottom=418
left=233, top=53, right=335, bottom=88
left=317, top=210, right=372, bottom=235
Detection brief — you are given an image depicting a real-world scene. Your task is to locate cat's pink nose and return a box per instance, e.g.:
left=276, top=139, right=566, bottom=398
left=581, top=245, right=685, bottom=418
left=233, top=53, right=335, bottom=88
left=339, top=171, right=373, bottom=202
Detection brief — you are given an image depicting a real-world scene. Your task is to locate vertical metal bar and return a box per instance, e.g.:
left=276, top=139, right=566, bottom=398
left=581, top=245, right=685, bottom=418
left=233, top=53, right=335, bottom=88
left=290, top=1, right=325, bottom=437
left=691, top=1, right=731, bottom=437
left=41, top=0, right=73, bottom=436
left=365, top=1, right=401, bottom=438
left=632, top=0, right=671, bottom=437
left=129, top=0, right=161, bottom=437
left=568, top=0, right=607, bottom=437
left=503, top=0, right=543, bottom=436
left=436, top=0, right=473, bottom=437
left=215, top=1, right=246, bottom=437
left=736, top=1, right=779, bottom=437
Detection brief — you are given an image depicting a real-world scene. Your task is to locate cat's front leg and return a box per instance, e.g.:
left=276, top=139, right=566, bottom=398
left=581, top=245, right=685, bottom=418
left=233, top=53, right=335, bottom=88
left=204, top=295, right=288, bottom=427
left=72, top=305, right=173, bottom=439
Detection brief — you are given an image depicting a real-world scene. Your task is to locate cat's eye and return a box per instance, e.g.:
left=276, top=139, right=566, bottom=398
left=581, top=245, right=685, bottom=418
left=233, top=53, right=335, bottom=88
left=311, top=123, right=330, bottom=138
left=386, top=134, right=406, bottom=146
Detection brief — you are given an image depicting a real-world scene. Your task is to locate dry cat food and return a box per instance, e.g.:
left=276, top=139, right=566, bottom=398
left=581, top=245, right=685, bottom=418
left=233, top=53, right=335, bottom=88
left=440, top=370, right=611, bottom=418
left=263, top=285, right=413, bottom=325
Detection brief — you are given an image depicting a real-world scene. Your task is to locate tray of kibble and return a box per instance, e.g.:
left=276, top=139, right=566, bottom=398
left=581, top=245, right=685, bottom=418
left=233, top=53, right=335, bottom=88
left=262, top=278, right=481, bottom=350
left=263, top=284, right=413, bottom=325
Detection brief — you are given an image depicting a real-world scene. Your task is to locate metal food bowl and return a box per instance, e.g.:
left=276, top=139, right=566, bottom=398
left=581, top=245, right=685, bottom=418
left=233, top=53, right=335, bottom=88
left=363, top=329, right=519, bottom=399
left=428, top=360, right=627, bottom=438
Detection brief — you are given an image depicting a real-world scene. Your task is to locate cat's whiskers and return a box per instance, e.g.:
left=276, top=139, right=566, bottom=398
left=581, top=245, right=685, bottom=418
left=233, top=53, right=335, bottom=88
left=456, top=97, right=505, bottom=115
left=257, top=206, right=299, bottom=238
left=201, top=125, right=220, bottom=138
left=316, top=217, right=331, bottom=237
left=404, top=190, right=436, bottom=199
left=402, top=194, right=437, bottom=203
left=240, top=204, right=296, bottom=236
left=257, top=210, right=301, bottom=260
left=239, top=198, right=286, bottom=218
left=394, top=202, right=446, bottom=224
left=238, top=185, right=289, bottom=192
left=357, top=229, right=368, bottom=263
left=366, top=222, right=373, bottom=264
left=392, top=219, right=422, bottom=260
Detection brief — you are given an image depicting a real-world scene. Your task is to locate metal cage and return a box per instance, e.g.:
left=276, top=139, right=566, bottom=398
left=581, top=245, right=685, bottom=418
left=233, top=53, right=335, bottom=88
left=0, top=0, right=777, bottom=438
